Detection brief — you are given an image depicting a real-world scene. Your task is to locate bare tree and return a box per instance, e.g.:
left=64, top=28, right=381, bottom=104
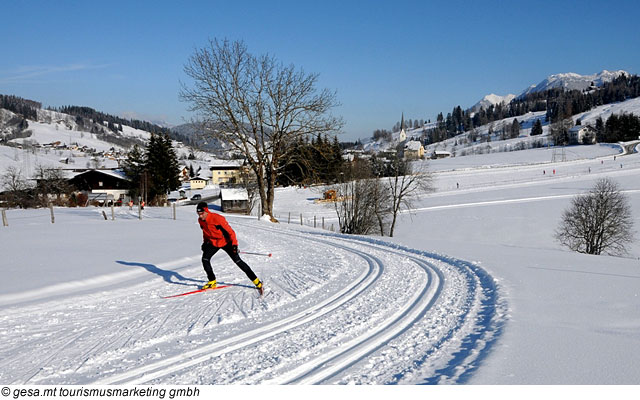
left=550, top=118, right=573, bottom=146
left=385, top=157, right=434, bottom=237
left=372, top=176, right=392, bottom=236
left=555, top=178, right=634, bottom=255
left=34, top=165, right=73, bottom=206
left=1, top=166, right=29, bottom=207
left=180, top=39, right=343, bottom=221
left=333, top=160, right=380, bottom=235
left=240, top=165, right=259, bottom=216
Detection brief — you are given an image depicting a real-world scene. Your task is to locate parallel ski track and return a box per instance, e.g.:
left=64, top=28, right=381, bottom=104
left=268, top=231, right=503, bottom=384
left=322, top=233, right=505, bottom=384
left=93, top=232, right=383, bottom=384
left=270, top=242, right=443, bottom=384
left=94, top=223, right=503, bottom=385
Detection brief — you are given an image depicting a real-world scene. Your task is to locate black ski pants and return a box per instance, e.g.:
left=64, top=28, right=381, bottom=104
left=201, top=242, right=258, bottom=283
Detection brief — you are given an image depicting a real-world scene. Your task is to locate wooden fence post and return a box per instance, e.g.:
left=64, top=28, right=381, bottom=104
left=314, top=215, right=316, bottom=228
left=288, top=212, right=291, bottom=224
left=49, top=203, right=55, bottom=224
left=173, top=203, right=176, bottom=220
left=2, top=209, right=7, bottom=227
left=300, top=213, right=303, bottom=226
left=111, top=204, right=115, bottom=220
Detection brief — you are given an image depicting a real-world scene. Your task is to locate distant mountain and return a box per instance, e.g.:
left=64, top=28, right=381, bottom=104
left=171, top=122, right=227, bottom=154
left=470, top=70, right=629, bottom=113
left=470, top=93, right=516, bottom=113
left=518, top=70, right=628, bottom=98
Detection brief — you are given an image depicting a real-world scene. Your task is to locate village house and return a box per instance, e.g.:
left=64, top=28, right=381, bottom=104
left=67, top=169, right=130, bottom=205
left=178, top=165, right=191, bottom=182
left=568, top=125, right=596, bottom=145
left=404, top=140, right=424, bottom=160
left=209, top=160, right=246, bottom=186
left=189, top=170, right=211, bottom=190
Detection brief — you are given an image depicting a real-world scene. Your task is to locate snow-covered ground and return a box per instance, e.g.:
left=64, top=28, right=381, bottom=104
left=1, top=144, right=639, bottom=393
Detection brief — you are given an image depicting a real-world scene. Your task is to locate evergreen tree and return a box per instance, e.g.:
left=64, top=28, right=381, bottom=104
left=604, top=113, right=640, bottom=142
left=145, top=133, right=180, bottom=204
left=510, top=118, right=520, bottom=138
left=531, top=119, right=543, bottom=136
left=595, top=117, right=605, bottom=142
left=122, top=144, right=146, bottom=201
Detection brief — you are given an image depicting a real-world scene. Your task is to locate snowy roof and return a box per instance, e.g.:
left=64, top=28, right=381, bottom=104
left=220, top=188, right=248, bottom=201
left=209, top=159, right=244, bottom=169
left=405, top=141, right=423, bottom=151
left=69, top=169, right=128, bottom=181
left=569, top=125, right=594, bottom=132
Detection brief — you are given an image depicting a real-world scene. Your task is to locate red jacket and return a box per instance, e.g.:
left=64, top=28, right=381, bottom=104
left=198, top=210, right=238, bottom=247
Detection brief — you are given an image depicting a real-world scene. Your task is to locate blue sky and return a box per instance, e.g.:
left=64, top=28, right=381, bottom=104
left=1, top=0, right=639, bottom=141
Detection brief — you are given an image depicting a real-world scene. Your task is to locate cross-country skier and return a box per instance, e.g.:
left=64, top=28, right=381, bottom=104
left=196, top=201, right=264, bottom=295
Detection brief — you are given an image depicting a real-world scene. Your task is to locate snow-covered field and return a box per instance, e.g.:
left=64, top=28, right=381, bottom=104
left=1, top=144, right=639, bottom=395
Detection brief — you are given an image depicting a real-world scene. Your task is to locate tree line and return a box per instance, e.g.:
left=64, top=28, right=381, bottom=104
left=0, top=95, right=174, bottom=139
left=0, top=94, right=41, bottom=122
left=277, top=134, right=345, bottom=187
left=595, top=113, right=640, bottom=143
left=55, top=105, right=172, bottom=136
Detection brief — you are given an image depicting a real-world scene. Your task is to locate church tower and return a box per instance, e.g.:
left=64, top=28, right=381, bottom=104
left=399, top=112, right=407, bottom=142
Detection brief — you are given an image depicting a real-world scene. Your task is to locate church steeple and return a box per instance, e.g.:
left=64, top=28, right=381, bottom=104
left=399, top=112, right=407, bottom=142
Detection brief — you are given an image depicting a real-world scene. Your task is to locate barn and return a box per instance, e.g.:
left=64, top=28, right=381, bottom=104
left=220, top=188, right=249, bottom=214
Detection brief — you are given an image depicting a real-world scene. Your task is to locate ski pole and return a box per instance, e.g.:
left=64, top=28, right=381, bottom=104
left=240, top=251, right=272, bottom=257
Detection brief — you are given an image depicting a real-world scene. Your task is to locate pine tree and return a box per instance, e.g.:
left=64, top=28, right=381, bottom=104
left=531, top=119, right=543, bottom=136
left=595, top=117, right=605, bottom=142
left=145, top=133, right=180, bottom=204
left=122, top=144, right=146, bottom=201
left=510, top=118, right=520, bottom=138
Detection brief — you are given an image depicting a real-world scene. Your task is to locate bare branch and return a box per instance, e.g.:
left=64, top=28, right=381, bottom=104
left=555, top=178, right=634, bottom=255
left=181, top=39, right=343, bottom=219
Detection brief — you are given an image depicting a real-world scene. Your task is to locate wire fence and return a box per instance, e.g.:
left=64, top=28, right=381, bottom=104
left=1, top=203, right=181, bottom=227
left=270, top=211, right=340, bottom=233
left=1, top=204, right=341, bottom=233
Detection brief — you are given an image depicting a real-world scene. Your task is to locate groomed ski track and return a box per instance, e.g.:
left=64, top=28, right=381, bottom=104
left=0, top=221, right=506, bottom=385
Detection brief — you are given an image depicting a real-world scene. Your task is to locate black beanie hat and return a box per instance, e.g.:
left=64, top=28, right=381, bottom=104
left=196, top=201, right=208, bottom=213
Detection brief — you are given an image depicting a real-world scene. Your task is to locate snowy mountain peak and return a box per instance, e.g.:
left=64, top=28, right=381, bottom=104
left=471, top=93, right=517, bottom=112
left=518, top=69, right=628, bottom=97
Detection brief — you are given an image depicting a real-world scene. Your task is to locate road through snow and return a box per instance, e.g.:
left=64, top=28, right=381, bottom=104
left=0, top=217, right=505, bottom=385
